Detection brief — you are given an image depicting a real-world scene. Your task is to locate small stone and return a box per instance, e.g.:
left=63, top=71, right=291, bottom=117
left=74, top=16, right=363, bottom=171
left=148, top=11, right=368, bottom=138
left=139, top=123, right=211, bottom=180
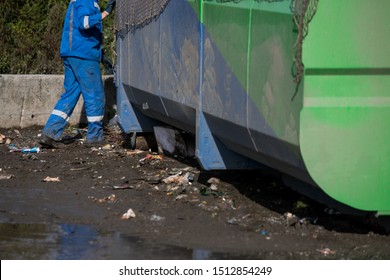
left=121, top=208, right=136, bottom=219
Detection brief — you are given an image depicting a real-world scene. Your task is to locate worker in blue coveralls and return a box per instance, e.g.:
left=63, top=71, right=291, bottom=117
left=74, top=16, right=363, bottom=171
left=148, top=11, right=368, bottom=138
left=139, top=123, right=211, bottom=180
left=39, top=0, right=116, bottom=148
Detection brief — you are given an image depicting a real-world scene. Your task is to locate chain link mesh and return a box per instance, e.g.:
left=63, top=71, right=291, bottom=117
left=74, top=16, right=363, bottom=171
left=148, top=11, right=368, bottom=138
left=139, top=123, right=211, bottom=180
left=115, top=0, right=318, bottom=83
left=115, top=0, right=171, bottom=36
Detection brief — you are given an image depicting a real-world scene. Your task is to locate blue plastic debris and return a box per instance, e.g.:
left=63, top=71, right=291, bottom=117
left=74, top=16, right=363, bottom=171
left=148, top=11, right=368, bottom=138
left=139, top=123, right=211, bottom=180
left=259, top=230, right=269, bottom=236
left=9, top=144, right=40, bottom=153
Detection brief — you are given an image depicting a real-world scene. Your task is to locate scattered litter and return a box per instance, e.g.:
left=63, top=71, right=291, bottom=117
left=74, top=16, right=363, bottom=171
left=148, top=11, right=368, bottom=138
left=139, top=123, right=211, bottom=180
left=210, top=184, right=218, bottom=191
left=0, top=134, right=12, bottom=145
left=24, top=153, right=39, bottom=161
left=220, top=197, right=236, bottom=210
left=163, top=171, right=191, bottom=185
left=43, top=176, right=60, bottom=182
left=163, top=172, right=182, bottom=184
left=175, top=194, right=188, bottom=201
left=284, top=212, right=295, bottom=219
left=300, top=217, right=318, bottom=225
left=316, top=248, right=336, bottom=256
left=9, top=145, right=40, bottom=153
left=294, top=200, right=309, bottom=210
left=188, top=173, right=195, bottom=182
left=23, top=147, right=40, bottom=153
left=140, top=154, right=164, bottom=162
left=191, top=186, right=200, bottom=194
left=126, top=149, right=144, bottom=156
left=150, top=215, right=165, bottom=222
left=121, top=208, right=136, bottom=219
left=259, top=230, right=269, bottom=236
left=241, top=214, right=252, bottom=220
left=226, top=213, right=252, bottom=225
left=199, top=185, right=222, bottom=197
left=102, top=144, right=113, bottom=150
left=198, top=203, right=218, bottom=212
left=200, top=186, right=209, bottom=196
left=283, top=212, right=299, bottom=226
left=166, top=185, right=180, bottom=193
left=180, top=172, right=191, bottom=185
left=227, top=217, right=239, bottom=225
left=96, top=194, right=116, bottom=203
left=14, top=129, right=21, bottom=137
left=112, top=184, right=134, bottom=190
left=69, top=167, right=89, bottom=171
left=0, top=174, right=14, bottom=180
left=207, top=177, right=220, bottom=185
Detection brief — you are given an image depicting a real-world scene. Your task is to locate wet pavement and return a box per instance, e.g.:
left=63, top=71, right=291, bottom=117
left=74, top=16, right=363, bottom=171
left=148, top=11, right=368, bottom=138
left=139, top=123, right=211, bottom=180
left=1, top=126, right=390, bottom=260
left=0, top=223, right=229, bottom=260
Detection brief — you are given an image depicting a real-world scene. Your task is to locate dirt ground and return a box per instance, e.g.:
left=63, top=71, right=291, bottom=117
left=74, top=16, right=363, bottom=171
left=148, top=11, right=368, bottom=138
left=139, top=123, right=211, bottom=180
left=1, top=126, right=390, bottom=260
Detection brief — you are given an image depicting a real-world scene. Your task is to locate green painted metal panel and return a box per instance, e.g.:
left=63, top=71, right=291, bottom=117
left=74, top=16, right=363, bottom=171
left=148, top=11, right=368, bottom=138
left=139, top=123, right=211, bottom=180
left=304, top=0, right=390, bottom=69
left=301, top=0, right=390, bottom=213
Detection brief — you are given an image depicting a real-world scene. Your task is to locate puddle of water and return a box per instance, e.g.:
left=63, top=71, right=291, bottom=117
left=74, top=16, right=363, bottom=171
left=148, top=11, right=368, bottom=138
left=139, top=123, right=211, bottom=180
left=0, top=223, right=236, bottom=260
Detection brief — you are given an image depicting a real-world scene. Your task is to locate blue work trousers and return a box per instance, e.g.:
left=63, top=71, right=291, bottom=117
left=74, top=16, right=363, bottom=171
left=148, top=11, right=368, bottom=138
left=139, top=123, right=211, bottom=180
left=43, top=57, right=105, bottom=143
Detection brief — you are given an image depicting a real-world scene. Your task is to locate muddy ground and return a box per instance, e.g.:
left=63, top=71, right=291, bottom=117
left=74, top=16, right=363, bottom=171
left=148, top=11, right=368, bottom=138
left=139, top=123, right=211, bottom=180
left=0, top=126, right=389, bottom=260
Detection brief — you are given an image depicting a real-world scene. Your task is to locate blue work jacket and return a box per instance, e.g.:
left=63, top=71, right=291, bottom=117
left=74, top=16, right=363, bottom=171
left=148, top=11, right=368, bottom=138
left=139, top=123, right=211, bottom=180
left=60, top=0, right=103, bottom=62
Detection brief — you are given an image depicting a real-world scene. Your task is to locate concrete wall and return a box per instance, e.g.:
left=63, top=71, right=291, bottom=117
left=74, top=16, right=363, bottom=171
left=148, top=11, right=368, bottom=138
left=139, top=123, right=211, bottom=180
left=0, top=75, right=116, bottom=128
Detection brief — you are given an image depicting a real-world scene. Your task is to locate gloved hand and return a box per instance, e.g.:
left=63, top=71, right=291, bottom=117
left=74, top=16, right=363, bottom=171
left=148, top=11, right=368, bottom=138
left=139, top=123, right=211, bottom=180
left=105, top=0, right=116, bottom=15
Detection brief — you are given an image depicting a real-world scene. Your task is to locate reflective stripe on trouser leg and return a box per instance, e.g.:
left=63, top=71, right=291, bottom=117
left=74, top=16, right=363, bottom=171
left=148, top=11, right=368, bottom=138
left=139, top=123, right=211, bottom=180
left=43, top=58, right=82, bottom=140
left=67, top=57, right=105, bottom=142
